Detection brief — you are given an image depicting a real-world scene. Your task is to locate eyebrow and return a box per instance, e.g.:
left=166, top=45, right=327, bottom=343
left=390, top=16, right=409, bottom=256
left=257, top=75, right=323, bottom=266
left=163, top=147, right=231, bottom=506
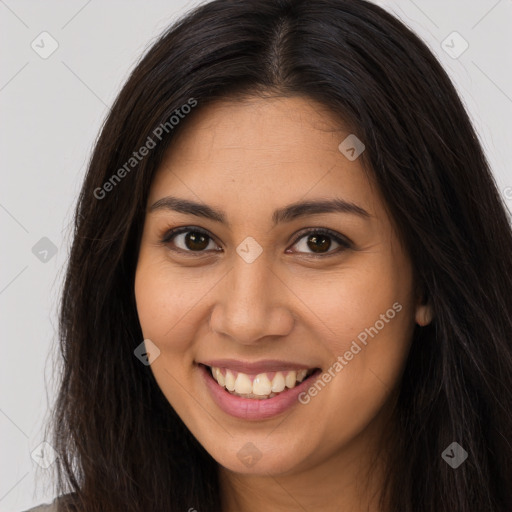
left=149, top=196, right=370, bottom=227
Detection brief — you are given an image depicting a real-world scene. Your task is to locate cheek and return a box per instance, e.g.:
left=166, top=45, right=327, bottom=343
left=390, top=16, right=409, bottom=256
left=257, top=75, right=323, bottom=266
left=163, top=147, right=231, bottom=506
left=299, top=248, right=416, bottom=397
left=304, top=259, right=414, bottom=355
left=303, top=248, right=416, bottom=428
left=134, top=255, right=208, bottom=412
left=134, top=254, right=211, bottom=354
left=294, top=277, right=415, bottom=456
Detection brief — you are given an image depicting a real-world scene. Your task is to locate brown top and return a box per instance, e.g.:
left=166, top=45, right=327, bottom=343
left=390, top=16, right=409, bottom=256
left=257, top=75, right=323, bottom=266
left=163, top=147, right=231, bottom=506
left=22, top=497, right=60, bottom=512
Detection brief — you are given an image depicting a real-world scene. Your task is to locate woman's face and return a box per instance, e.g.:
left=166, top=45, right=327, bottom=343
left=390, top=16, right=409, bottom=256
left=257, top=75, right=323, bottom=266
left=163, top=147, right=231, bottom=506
left=135, top=95, right=428, bottom=476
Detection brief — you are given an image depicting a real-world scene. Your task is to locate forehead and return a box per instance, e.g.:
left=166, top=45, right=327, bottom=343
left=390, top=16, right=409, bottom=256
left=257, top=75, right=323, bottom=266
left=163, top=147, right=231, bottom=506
left=162, top=95, right=350, bottom=164
left=148, top=95, right=379, bottom=220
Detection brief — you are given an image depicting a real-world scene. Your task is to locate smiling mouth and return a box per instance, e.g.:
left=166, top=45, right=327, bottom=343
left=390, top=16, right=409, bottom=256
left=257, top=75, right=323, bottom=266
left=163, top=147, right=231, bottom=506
left=204, top=364, right=319, bottom=399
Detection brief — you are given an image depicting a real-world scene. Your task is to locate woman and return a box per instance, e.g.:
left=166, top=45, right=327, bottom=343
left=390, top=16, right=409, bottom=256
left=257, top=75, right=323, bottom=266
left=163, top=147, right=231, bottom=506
left=25, top=0, right=512, bottom=510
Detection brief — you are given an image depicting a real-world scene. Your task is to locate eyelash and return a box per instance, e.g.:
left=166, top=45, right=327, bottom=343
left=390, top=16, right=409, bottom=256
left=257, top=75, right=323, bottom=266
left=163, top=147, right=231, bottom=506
left=159, top=226, right=352, bottom=258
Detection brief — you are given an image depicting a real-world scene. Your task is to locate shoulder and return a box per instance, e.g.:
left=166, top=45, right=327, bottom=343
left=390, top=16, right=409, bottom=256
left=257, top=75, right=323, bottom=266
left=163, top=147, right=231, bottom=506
left=21, top=502, right=57, bottom=512
left=21, top=495, right=75, bottom=512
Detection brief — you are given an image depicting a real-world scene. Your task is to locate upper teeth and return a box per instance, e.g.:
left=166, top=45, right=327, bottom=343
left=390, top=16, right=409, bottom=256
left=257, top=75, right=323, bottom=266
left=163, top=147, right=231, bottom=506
left=210, top=366, right=311, bottom=398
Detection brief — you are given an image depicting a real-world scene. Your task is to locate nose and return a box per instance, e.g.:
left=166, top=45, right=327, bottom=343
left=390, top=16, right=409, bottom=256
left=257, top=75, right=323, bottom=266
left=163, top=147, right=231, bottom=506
left=209, top=255, right=295, bottom=345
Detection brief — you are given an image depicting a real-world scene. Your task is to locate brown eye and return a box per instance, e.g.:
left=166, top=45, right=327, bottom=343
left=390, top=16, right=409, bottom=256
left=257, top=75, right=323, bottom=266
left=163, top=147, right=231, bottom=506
left=161, top=226, right=350, bottom=257
left=162, top=228, right=219, bottom=253
left=289, top=228, right=351, bottom=256
left=183, top=231, right=210, bottom=251
left=305, top=233, right=332, bottom=253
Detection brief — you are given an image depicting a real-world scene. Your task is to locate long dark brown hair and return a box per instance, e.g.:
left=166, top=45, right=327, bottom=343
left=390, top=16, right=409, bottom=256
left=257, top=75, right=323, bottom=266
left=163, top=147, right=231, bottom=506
left=46, top=0, right=512, bottom=510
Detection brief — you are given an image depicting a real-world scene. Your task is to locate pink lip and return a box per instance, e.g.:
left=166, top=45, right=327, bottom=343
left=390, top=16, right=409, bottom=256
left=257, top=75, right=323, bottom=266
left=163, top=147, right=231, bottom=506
left=200, top=358, right=314, bottom=374
left=199, top=364, right=322, bottom=421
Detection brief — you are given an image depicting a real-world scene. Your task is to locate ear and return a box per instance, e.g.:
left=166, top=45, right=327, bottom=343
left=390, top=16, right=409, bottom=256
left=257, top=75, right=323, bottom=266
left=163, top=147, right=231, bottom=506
left=415, top=289, right=433, bottom=326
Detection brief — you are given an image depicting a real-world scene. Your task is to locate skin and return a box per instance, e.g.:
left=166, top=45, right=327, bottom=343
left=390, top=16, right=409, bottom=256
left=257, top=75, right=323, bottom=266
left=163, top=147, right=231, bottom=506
left=134, top=95, right=433, bottom=512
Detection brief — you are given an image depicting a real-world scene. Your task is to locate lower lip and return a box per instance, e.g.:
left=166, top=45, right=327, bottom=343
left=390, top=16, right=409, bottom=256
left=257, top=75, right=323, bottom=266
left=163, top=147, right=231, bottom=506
left=199, top=364, right=321, bottom=421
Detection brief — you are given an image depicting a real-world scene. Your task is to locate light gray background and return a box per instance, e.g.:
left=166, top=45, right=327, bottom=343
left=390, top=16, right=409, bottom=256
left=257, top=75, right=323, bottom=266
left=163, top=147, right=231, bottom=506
left=0, top=1, right=511, bottom=510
